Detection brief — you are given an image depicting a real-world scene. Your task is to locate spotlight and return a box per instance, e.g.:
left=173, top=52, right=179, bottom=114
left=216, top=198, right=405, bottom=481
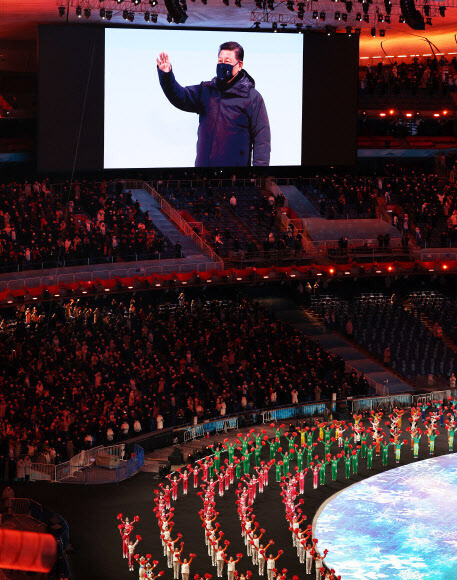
left=345, top=1, right=353, bottom=12
left=144, top=10, right=150, bottom=20
left=363, top=14, right=369, bottom=22
left=100, top=7, right=106, bottom=18
left=379, top=28, right=385, bottom=36
left=371, top=26, right=376, bottom=35
left=151, top=12, right=158, bottom=21
left=312, top=10, right=319, bottom=18
left=116, top=0, right=124, bottom=3
left=123, top=8, right=128, bottom=18
left=384, top=0, right=391, bottom=13
left=423, top=4, right=430, bottom=16
left=235, top=0, right=241, bottom=6
left=356, top=12, right=362, bottom=20
left=58, top=6, right=66, bottom=16
left=272, top=22, right=278, bottom=31
left=426, top=16, right=432, bottom=25
left=362, top=1, right=369, bottom=14
left=150, top=0, right=158, bottom=5
left=106, top=9, right=113, bottom=19
left=378, top=13, right=384, bottom=22
left=133, top=0, right=140, bottom=4
left=335, top=11, right=341, bottom=20
left=76, top=5, right=82, bottom=17
left=320, top=10, right=326, bottom=19
left=84, top=8, right=91, bottom=18
left=287, top=0, right=294, bottom=10
left=439, top=6, right=445, bottom=16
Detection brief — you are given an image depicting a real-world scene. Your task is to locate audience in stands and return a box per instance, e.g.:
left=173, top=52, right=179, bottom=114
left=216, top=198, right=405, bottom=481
left=360, top=55, right=457, bottom=95
left=0, top=180, right=174, bottom=271
left=0, top=294, right=367, bottom=479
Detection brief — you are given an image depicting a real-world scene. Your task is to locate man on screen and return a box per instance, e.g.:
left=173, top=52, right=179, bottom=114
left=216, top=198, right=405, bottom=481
left=156, top=41, right=270, bottom=167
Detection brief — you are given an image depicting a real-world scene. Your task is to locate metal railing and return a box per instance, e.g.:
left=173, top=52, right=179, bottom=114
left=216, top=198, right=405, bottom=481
left=183, top=417, right=239, bottom=444
left=352, top=389, right=456, bottom=413
left=124, top=180, right=224, bottom=267
left=29, top=443, right=143, bottom=484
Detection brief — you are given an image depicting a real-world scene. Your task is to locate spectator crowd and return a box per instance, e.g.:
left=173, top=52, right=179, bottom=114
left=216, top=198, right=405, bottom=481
left=0, top=293, right=368, bottom=480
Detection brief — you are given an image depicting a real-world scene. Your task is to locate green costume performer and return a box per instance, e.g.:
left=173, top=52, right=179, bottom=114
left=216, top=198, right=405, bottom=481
left=208, top=459, right=215, bottom=478
left=351, top=449, right=360, bottom=475
left=235, top=460, right=242, bottom=479
left=306, top=430, right=314, bottom=448
left=323, top=440, right=331, bottom=456
left=280, top=451, right=291, bottom=477
left=344, top=454, right=351, bottom=479
left=428, top=430, right=438, bottom=455
left=268, top=439, right=277, bottom=460
left=394, top=439, right=406, bottom=464
left=367, top=446, right=374, bottom=469
left=286, top=434, right=296, bottom=452
left=360, top=433, right=369, bottom=458
left=412, top=432, right=421, bottom=459
left=242, top=451, right=253, bottom=476
left=381, top=441, right=390, bottom=466
left=446, top=425, right=456, bottom=452
left=225, top=442, right=237, bottom=464
left=331, top=456, right=340, bottom=481
left=319, top=460, right=328, bottom=485
left=343, top=439, right=350, bottom=456
left=275, top=461, right=282, bottom=482
left=211, top=447, right=221, bottom=472
left=305, top=445, right=314, bottom=468
left=295, top=448, right=305, bottom=471
left=254, top=446, right=262, bottom=468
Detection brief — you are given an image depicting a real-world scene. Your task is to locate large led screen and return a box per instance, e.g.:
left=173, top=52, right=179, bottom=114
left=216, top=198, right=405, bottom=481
left=104, top=29, right=304, bottom=169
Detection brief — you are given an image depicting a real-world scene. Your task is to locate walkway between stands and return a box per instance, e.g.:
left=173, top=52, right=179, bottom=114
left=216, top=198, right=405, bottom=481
left=279, top=185, right=321, bottom=218
left=260, top=296, right=413, bottom=395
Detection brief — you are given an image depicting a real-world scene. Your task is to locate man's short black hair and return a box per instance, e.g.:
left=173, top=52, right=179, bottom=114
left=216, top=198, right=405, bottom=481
left=218, top=41, right=244, bottom=62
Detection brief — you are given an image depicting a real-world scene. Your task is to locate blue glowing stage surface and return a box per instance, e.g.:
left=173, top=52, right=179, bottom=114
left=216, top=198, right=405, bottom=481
left=314, top=454, right=457, bottom=580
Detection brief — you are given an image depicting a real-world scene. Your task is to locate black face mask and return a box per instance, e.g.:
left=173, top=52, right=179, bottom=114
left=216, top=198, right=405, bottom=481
left=216, top=62, right=239, bottom=83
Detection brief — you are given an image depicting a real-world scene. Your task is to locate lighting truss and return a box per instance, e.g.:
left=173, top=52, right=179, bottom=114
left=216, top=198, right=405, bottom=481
left=56, top=0, right=168, bottom=14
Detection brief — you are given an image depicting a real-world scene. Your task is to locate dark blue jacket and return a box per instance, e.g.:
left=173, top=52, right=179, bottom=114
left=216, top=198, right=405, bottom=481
left=158, top=67, right=271, bottom=167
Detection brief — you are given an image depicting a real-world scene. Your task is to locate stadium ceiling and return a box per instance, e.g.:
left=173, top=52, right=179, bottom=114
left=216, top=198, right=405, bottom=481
left=1, top=0, right=457, bottom=58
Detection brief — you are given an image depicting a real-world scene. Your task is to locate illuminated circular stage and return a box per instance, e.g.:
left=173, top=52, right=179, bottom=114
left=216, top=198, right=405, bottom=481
left=314, top=454, right=457, bottom=580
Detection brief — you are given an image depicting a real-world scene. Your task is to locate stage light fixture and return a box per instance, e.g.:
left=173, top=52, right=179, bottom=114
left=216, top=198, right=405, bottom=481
left=439, top=6, right=445, bottom=16
left=297, top=10, right=304, bottom=19
left=312, top=9, right=318, bottom=18
left=356, top=12, right=362, bottom=20
left=151, top=12, right=158, bottom=21
left=384, top=0, right=392, bottom=13
left=426, top=16, right=432, bottom=25
left=123, top=8, right=128, bottom=18
left=320, top=10, right=326, bottom=19
left=84, top=8, right=91, bottom=17
left=363, top=14, right=369, bottom=22
left=380, top=28, right=385, bottom=35
left=378, top=13, right=384, bottom=22
left=132, top=0, right=140, bottom=4
left=144, top=10, right=150, bottom=20
left=128, top=10, right=134, bottom=21
left=385, top=14, right=390, bottom=22
left=106, top=9, right=113, bottom=19
left=335, top=11, right=341, bottom=19
left=354, top=27, right=361, bottom=34
left=362, top=1, right=369, bottom=14
left=116, top=0, right=124, bottom=4
left=345, top=1, right=353, bottom=12
left=58, top=6, right=66, bottom=16
left=287, top=0, right=295, bottom=10
left=272, top=22, right=278, bottom=31
left=150, top=0, right=158, bottom=5
left=76, top=6, right=82, bottom=17
left=100, top=7, right=106, bottom=18
left=235, top=0, right=241, bottom=7
left=371, top=26, right=376, bottom=35
left=346, top=25, right=352, bottom=34
left=296, top=23, right=303, bottom=30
